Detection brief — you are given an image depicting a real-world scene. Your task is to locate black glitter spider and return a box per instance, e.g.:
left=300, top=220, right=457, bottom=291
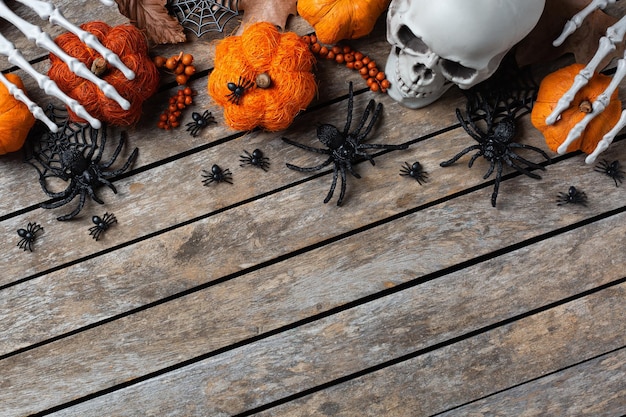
left=594, top=159, right=624, bottom=187
left=186, top=110, right=216, bottom=137
left=17, top=222, right=43, bottom=252
left=399, top=161, right=429, bottom=185
left=226, top=76, right=254, bottom=104
left=25, top=106, right=138, bottom=221
left=202, top=164, right=233, bottom=185
left=283, top=82, right=408, bottom=206
left=440, top=91, right=550, bottom=207
left=240, top=148, right=270, bottom=171
left=89, top=212, right=117, bottom=241
left=557, top=186, right=588, bottom=206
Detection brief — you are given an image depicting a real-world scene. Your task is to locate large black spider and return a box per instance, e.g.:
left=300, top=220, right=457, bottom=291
left=594, top=159, right=623, bottom=187
left=440, top=92, right=550, bottom=207
left=89, top=212, right=117, bottom=241
left=226, top=76, right=254, bottom=105
left=240, top=148, right=270, bottom=171
left=25, top=106, right=138, bottom=221
left=186, top=110, right=216, bottom=137
left=557, top=186, right=588, bottom=206
left=283, top=82, right=408, bottom=206
left=17, top=222, right=43, bottom=252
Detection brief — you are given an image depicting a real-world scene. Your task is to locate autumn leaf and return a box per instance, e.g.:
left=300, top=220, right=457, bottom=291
left=114, top=0, right=186, bottom=44
left=516, top=0, right=624, bottom=69
left=236, top=0, right=298, bottom=35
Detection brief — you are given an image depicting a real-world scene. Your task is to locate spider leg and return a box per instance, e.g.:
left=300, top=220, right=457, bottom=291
left=336, top=164, right=348, bottom=206
left=440, top=145, right=482, bottom=167
left=491, top=161, right=504, bottom=207
left=57, top=190, right=87, bottom=221
left=505, top=154, right=546, bottom=179
left=286, top=157, right=334, bottom=172
left=355, top=101, right=382, bottom=142
left=483, top=159, right=496, bottom=179
left=345, top=160, right=361, bottom=179
left=456, top=108, right=484, bottom=142
left=87, top=185, right=106, bottom=205
left=508, top=143, right=551, bottom=162
left=104, top=147, right=138, bottom=177
left=282, top=137, right=332, bottom=155
left=324, top=163, right=340, bottom=204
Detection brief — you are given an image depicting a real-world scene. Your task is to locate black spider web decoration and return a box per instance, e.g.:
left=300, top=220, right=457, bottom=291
left=24, top=105, right=100, bottom=178
left=168, top=0, right=239, bottom=36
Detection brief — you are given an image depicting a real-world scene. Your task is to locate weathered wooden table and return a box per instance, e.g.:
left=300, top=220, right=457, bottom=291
left=1, top=1, right=625, bottom=416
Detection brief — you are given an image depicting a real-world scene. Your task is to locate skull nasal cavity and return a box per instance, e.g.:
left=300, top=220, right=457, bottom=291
left=397, top=25, right=429, bottom=54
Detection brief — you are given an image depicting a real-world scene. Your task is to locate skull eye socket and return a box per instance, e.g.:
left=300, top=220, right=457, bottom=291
left=397, top=25, right=429, bottom=54
left=440, top=59, right=477, bottom=80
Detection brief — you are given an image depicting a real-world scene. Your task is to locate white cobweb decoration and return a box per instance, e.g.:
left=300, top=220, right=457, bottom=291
left=168, top=0, right=239, bottom=36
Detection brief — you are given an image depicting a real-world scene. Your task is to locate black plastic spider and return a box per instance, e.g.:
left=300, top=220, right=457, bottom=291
left=186, top=110, right=216, bottom=137
left=226, top=76, right=254, bottom=104
left=240, top=149, right=270, bottom=171
left=202, top=164, right=233, bottom=185
left=440, top=93, right=550, bottom=207
left=283, top=82, right=408, bottom=206
left=399, top=161, right=429, bottom=185
left=17, top=222, right=43, bottom=252
left=89, top=212, right=117, bottom=241
left=594, top=159, right=623, bottom=187
left=557, top=186, right=588, bottom=206
left=25, top=107, right=138, bottom=221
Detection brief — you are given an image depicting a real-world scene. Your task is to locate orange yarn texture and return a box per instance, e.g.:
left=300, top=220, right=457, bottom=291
left=48, top=21, right=160, bottom=126
left=208, top=22, right=317, bottom=131
left=0, top=73, right=36, bottom=155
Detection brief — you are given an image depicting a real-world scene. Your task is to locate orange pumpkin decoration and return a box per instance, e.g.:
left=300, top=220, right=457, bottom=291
left=48, top=21, right=160, bottom=127
left=531, top=63, right=622, bottom=155
left=297, top=0, right=391, bottom=44
left=208, top=22, right=317, bottom=132
left=0, top=74, right=36, bottom=155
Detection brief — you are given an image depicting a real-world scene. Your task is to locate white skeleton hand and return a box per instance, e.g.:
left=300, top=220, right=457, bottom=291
left=546, top=0, right=626, bottom=164
left=0, top=0, right=133, bottom=132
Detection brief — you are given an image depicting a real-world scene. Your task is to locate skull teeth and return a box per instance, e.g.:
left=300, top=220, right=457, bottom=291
left=394, top=66, right=432, bottom=98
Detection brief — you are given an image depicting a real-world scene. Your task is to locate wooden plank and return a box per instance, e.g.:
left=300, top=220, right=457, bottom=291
left=434, top=347, right=626, bottom=417
left=0, top=89, right=467, bottom=285
left=1, top=184, right=623, bottom=416
left=3, top=129, right=623, bottom=356
left=17, top=214, right=623, bottom=417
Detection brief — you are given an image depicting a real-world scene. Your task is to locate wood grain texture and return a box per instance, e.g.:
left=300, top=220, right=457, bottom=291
left=435, top=347, right=626, bottom=417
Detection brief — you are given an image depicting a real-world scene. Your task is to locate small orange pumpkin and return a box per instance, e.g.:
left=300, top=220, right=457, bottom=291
left=297, top=0, right=391, bottom=45
left=208, top=22, right=317, bottom=131
left=48, top=21, right=160, bottom=127
left=531, top=63, right=622, bottom=155
left=0, top=74, right=36, bottom=155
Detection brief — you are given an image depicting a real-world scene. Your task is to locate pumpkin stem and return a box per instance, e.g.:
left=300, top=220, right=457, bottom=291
left=579, top=99, right=593, bottom=113
left=91, top=57, right=108, bottom=77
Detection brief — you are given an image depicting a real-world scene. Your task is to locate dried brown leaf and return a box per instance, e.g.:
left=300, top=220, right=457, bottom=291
left=114, top=0, right=186, bottom=44
left=516, top=0, right=624, bottom=69
left=236, top=0, right=298, bottom=35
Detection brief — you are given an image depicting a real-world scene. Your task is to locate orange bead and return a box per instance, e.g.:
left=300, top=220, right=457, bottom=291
left=319, top=46, right=329, bottom=56
left=359, top=67, right=369, bottom=76
left=344, top=53, right=354, bottom=63
left=367, top=61, right=377, bottom=69
left=326, top=51, right=335, bottom=60
left=354, top=61, right=364, bottom=70
left=184, top=65, right=196, bottom=76
left=370, top=83, right=380, bottom=92
left=311, top=43, right=321, bottom=54
left=335, top=54, right=345, bottom=64
left=381, top=79, right=391, bottom=89
left=342, top=46, right=352, bottom=54
left=362, top=56, right=371, bottom=65
left=376, top=71, right=386, bottom=81
left=310, top=34, right=317, bottom=44
left=368, top=68, right=379, bottom=78
left=176, top=74, right=188, bottom=85
left=354, top=52, right=364, bottom=61
left=346, top=62, right=354, bottom=69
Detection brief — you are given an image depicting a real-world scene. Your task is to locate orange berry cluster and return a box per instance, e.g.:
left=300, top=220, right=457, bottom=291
left=157, top=86, right=194, bottom=130
left=302, top=34, right=391, bottom=93
left=153, top=52, right=196, bottom=86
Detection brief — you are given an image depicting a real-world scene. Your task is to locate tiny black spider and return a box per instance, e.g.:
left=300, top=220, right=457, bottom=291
left=17, top=222, right=43, bottom=252
left=557, top=186, right=588, bottom=207
left=283, top=81, right=408, bottom=206
left=202, top=164, right=233, bottom=185
left=240, top=149, right=270, bottom=171
left=226, top=76, right=255, bottom=105
left=89, top=212, right=117, bottom=241
left=186, top=110, right=216, bottom=137
left=440, top=99, right=550, bottom=207
left=399, top=161, right=429, bottom=185
left=594, top=159, right=624, bottom=187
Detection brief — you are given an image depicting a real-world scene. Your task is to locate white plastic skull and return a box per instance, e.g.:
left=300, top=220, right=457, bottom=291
left=385, top=0, right=545, bottom=108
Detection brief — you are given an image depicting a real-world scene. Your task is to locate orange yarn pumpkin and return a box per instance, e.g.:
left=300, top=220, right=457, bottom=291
left=208, top=22, right=317, bottom=132
left=531, top=63, right=622, bottom=154
left=0, top=74, right=36, bottom=155
left=48, top=21, right=160, bottom=126
left=297, top=0, right=391, bottom=44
